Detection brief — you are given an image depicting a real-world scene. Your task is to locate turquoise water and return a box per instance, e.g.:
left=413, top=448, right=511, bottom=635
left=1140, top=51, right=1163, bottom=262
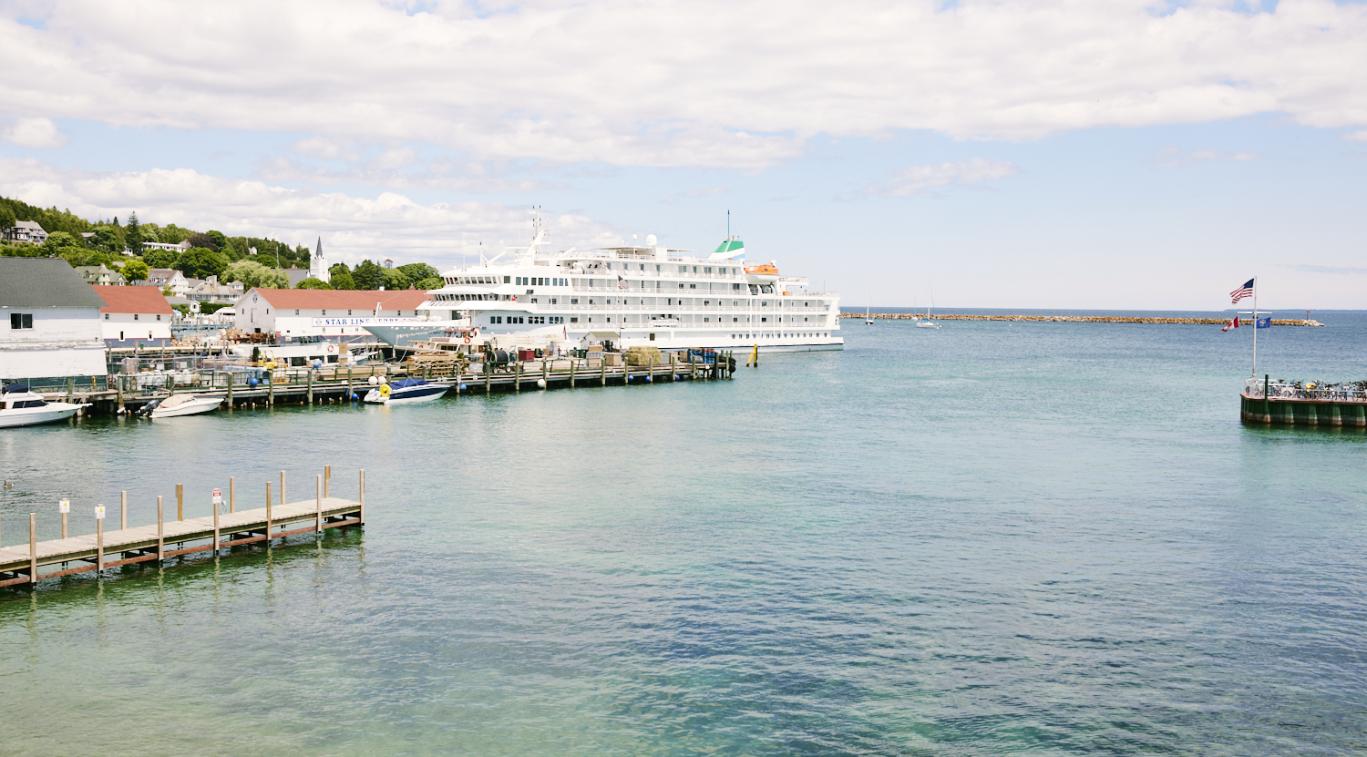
left=2, top=313, right=1366, bottom=754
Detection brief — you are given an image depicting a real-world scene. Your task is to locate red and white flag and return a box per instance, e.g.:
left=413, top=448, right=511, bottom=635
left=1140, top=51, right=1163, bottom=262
left=1220, top=316, right=1241, bottom=333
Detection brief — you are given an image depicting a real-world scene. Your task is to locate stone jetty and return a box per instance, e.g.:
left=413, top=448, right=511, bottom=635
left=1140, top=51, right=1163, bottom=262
left=843, top=313, right=1324, bottom=327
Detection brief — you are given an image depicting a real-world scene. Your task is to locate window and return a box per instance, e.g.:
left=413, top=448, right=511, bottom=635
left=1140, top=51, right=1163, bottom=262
left=133, top=313, right=140, bottom=321
left=570, top=317, right=579, bottom=323
left=504, top=276, right=510, bottom=283
left=104, top=313, right=110, bottom=320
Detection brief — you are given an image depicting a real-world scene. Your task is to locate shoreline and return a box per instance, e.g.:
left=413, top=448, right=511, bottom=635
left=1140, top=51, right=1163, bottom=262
left=842, top=313, right=1325, bottom=327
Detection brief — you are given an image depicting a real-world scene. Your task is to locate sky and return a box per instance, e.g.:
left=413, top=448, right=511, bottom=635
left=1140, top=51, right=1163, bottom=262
left=1, top=0, right=1365, bottom=310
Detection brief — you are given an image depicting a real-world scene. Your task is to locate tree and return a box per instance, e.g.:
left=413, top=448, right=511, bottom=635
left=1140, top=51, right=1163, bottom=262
left=91, top=225, right=125, bottom=253
left=43, top=231, right=79, bottom=255
left=59, top=248, right=116, bottom=267
left=381, top=268, right=410, bottom=290
left=222, top=259, right=288, bottom=288
left=142, top=249, right=180, bottom=269
left=121, top=258, right=149, bottom=283
left=0, top=205, right=15, bottom=235
left=352, top=259, right=385, bottom=289
left=297, top=277, right=332, bottom=290
left=187, top=230, right=226, bottom=251
left=177, top=246, right=229, bottom=279
left=126, top=211, right=143, bottom=255
left=414, top=275, right=443, bottom=291
left=328, top=263, right=356, bottom=290
left=397, top=262, right=438, bottom=283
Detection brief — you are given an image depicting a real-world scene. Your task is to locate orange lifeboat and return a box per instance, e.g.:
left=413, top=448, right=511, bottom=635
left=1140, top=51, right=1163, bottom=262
left=744, top=262, right=780, bottom=275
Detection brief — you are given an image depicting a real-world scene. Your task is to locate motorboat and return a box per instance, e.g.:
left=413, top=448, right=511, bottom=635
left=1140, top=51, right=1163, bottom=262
left=140, top=394, right=224, bottom=418
left=0, top=389, right=87, bottom=428
left=363, top=378, right=451, bottom=405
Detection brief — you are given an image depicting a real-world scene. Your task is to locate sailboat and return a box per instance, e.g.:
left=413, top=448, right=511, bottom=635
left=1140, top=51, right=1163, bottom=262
left=865, top=306, right=875, bottom=325
left=916, top=299, right=941, bottom=329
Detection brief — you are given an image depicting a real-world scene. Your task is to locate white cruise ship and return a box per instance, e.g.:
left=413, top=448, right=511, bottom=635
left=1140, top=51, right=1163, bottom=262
left=372, top=227, right=843, bottom=352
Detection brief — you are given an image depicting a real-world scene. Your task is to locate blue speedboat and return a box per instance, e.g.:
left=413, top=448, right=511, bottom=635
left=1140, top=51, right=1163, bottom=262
left=362, top=378, right=451, bottom=405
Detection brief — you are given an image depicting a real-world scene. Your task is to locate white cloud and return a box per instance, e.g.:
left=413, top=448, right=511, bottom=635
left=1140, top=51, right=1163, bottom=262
left=0, top=1, right=1364, bottom=167
left=1158, top=147, right=1258, bottom=165
left=0, top=158, right=624, bottom=266
left=3, top=117, right=65, bottom=148
left=872, top=158, right=1017, bottom=196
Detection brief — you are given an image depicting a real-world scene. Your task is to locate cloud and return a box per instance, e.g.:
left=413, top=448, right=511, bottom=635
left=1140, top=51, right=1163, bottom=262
left=0, top=1, right=1364, bottom=167
left=1158, top=147, right=1257, bottom=165
left=0, top=157, right=624, bottom=266
left=871, top=158, right=1017, bottom=196
left=1287, top=264, right=1367, bottom=276
left=3, top=117, right=65, bottom=148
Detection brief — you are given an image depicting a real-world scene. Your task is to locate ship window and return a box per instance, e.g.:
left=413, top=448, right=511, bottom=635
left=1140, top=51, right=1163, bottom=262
left=570, top=317, right=579, bottom=323
left=761, top=317, right=768, bottom=322
left=504, top=276, right=510, bottom=283
left=104, top=313, right=109, bottom=320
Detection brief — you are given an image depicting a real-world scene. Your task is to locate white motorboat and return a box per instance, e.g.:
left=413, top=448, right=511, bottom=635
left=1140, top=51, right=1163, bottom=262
left=363, top=378, right=451, bottom=405
left=141, top=394, right=224, bottom=418
left=0, top=389, right=87, bottom=428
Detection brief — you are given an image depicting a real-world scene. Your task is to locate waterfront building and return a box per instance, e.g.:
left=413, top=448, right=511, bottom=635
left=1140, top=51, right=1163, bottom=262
left=145, top=267, right=189, bottom=294
left=92, top=284, right=174, bottom=346
left=0, top=258, right=106, bottom=387
left=184, top=275, right=244, bottom=305
left=419, top=231, right=843, bottom=352
left=3, top=219, right=48, bottom=245
left=232, top=287, right=428, bottom=339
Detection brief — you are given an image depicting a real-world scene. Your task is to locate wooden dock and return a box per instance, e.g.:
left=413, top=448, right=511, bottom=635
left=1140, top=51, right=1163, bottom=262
left=844, top=312, right=1325, bottom=327
left=0, top=468, right=365, bottom=590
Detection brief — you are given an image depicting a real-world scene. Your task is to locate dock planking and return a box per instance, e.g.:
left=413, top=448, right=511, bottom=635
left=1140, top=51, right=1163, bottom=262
left=0, top=468, right=365, bottom=590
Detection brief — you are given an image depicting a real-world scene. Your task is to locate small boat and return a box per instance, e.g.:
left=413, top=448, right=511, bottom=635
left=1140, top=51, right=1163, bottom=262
left=917, top=299, right=941, bottom=329
left=0, top=389, right=88, bottom=428
left=864, top=306, right=875, bottom=326
left=141, top=394, right=224, bottom=418
left=363, top=378, right=451, bottom=405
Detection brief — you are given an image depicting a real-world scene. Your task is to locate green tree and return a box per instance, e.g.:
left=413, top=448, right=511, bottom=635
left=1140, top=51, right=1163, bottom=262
left=121, top=258, right=149, bottom=283
left=414, top=275, right=443, bottom=291
left=0, top=205, right=15, bottom=235
left=352, top=259, right=385, bottom=289
left=328, top=263, right=356, bottom=290
left=91, top=225, right=125, bottom=253
left=187, top=230, right=226, bottom=251
left=381, top=268, right=410, bottom=290
left=59, top=248, right=116, bottom=267
left=297, top=277, right=332, bottom=290
left=43, top=231, right=79, bottom=255
left=159, top=224, right=191, bottom=244
left=142, top=249, right=180, bottom=269
left=396, top=262, right=438, bottom=283
left=177, top=246, right=229, bottom=279
left=126, top=211, right=143, bottom=255
left=222, top=259, right=288, bottom=288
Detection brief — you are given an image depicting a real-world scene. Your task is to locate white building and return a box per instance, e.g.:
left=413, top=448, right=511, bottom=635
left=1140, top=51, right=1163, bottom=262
left=0, top=258, right=107, bottom=387
left=233, top=288, right=428, bottom=339
left=4, top=219, right=49, bottom=245
left=145, top=267, right=189, bottom=294
left=92, top=285, right=174, bottom=346
left=141, top=240, right=192, bottom=252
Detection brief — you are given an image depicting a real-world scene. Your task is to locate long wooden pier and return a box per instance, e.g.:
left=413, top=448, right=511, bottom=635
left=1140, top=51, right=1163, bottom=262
left=0, top=468, right=365, bottom=590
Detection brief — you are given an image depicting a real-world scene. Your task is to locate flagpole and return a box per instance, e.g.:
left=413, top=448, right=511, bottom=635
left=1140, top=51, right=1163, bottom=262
left=1250, top=275, right=1258, bottom=379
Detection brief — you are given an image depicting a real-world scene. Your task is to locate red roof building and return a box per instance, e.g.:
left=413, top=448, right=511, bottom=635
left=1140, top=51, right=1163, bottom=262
left=92, top=284, right=175, bottom=315
left=91, top=284, right=174, bottom=345
left=233, top=287, right=432, bottom=338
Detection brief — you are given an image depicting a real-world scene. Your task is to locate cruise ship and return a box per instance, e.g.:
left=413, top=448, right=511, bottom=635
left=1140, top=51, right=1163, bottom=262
left=369, top=227, right=843, bottom=352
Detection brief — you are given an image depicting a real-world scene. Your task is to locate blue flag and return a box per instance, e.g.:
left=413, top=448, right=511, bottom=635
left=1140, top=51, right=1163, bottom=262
left=1255, top=317, right=1272, bottom=329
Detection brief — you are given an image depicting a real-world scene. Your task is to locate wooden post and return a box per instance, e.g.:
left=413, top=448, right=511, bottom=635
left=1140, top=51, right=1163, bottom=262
left=96, top=510, right=105, bottom=573
left=267, top=372, right=274, bottom=406
left=279, top=470, right=286, bottom=505
left=225, top=371, right=234, bottom=410
left=324, top=465, right=332, bottom=497
left=116, top=378, right=124, bottom=415
left=176, top=483, right=184, bottom=521
left=515, top=360, right=522, bottom=393
left=347, top=366, right=353, bottom=400
left=212, top=490, right=220, bottom=554
left=601, top=357, right=607, bottom=386
left=28, top=513, right=37, bottom=585
left=120, top=490, right=128, bottom=530
left=156, top=496, right=164, bottom=562
left=670, top=351, right=676, bottom=381
left=358, top=469, right=366, bottom=524
left=229, top=476, right=236, bottom=513
left=61, top=507, right=68, bottom=539
left=485, top=368, right=492, bottom=395
left=265, top=482, right=273, bottom=539
left=66, top=376, right=74, bottom=402
left=306, top=368, right=314, bottom=405
left=569, top=358, right=577, bottom=388
left=315, top=474, right=323, bottom=535
left=542, top=358, right=549, bottom=386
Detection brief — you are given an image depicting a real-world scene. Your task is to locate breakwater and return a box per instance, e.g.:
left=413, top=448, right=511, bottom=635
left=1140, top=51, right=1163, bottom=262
left=842, top=313, right=1324, bottom=327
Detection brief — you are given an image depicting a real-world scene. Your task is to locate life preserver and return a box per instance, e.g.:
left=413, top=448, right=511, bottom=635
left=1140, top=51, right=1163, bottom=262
left=379, top=383, right=391, bottom=396
left=510, top=295, right=517, bottom=302
left=326, top=344, right=338, bottom=354
left=469, top=327, right=480, bottom=338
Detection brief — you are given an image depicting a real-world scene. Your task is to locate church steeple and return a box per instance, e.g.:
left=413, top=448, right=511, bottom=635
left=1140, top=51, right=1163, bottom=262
left=310, top=236, right=330, bottom=284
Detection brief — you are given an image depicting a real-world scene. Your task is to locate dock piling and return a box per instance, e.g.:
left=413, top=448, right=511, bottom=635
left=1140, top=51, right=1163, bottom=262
left=229, top=477, right=236, bottom=513
left=212, top=491, right=220, bottom=554
left=315, top=475, right=323, bottom=535
left=60, top=498, right=69, bottom=539
left=358, top=469, right=366, bottom=524
left=28, top=513, right=36, bottom=585
left=95, top=505, right=105, bottom=574
left=266, top=483, right=273, bottom=539
left=324, top=465, right=332, bottom=497
left=156, top=496, right=164, bottom=562
left=120, top=490, right=128, bottom=531
left=279, top=471, right=286, bottom=506
left=176, top=483, right=184, bottom=521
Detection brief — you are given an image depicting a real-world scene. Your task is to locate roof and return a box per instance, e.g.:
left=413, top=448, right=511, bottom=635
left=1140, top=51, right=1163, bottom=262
left=92, top=285, right=174, bottom=315
left=147, top=268, right=182, bottom=280
left=0, top=258, right=105, bottom=309
left=15, top=220, right=45, bottom=232
left=248, top=288, right=428, bottom=311
left=283, top=268, right=311, bottom=286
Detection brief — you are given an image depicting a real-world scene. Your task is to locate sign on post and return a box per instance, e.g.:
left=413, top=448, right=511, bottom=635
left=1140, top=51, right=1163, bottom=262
left=59, top=499, right=70, bottom=514
left=94, top=505, right=106, bottom=520
left=212, top=488, right=225, bottom=513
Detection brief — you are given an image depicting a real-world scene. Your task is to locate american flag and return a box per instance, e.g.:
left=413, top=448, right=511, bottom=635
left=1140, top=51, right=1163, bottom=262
left=1229, top=278, right=1254, bottom=304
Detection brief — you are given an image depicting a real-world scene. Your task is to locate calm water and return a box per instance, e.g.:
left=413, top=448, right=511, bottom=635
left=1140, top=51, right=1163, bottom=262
left=2, top=313, right=1366, bottom=754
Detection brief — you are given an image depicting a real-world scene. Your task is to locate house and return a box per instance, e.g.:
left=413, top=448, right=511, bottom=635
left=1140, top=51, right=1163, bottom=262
left=141, top=240, right=192, bottom=252
left=75, top=264, right=127, bottom=286
left=233, top=288, right=428, bottom=339
left=4, top=220, right=49, bottom=245
left=0, top=258, right=107, bottom=387
left=92, top=285, right=174, bottom=346
left=185, top=275, right=244, bottom=305
left=282, top=268, right=312, bottom=287
left=145, top=267, right=189, bottom=294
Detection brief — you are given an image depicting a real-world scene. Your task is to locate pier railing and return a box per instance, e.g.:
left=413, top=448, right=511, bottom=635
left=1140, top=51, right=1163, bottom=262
left=1244, top=379, right=1367, bottom=403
